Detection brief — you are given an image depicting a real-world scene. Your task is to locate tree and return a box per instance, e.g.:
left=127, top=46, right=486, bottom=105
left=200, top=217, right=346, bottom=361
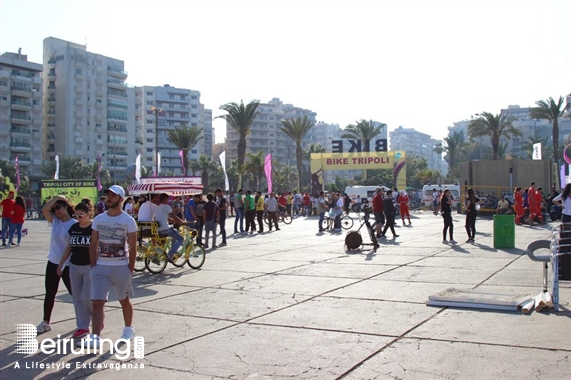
left=0, top=159, right=16, bottom=180
left=529, top=96, right=569, bottom=167
left=341, top=119, right=386, bottom=179
left=189, top=155, right=218, bottom=193
left=272, top=165, right=297, bottom=193
left=167, top=124, right=203, bottom=176
left=405, top=154, right=429, bottom=189
left=280, top=115, right=314, bottom=191
left=242, top=151, right=266, bottom=190
left=218, top=100, right=261, bottom=170
left=468, top=112, right=521, bottom=160
left=434, top=131, right=467, bottom=179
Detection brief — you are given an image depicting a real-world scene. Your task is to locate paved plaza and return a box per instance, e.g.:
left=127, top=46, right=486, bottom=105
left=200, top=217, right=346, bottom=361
left=0, top=212, right=570, bottom=379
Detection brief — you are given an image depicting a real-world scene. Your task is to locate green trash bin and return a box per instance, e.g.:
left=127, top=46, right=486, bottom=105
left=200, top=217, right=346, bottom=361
left=493, top=214, right=515, bottom=248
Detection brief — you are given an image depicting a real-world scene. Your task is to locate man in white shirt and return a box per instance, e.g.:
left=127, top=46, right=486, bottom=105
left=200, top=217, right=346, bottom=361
left=264, top=193, right=280, bottom=231
left=137, top=193, right=158, bottom=222
left=155, top=193, right=185, bottom=261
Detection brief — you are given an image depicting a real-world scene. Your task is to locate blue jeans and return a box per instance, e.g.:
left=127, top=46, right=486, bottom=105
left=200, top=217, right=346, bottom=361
left=318, top=212, right=325, bottom=230
left=234, top=207, right=244, bottom=232
left=2, top=218, right=11, bottom=244
left=9, top=222, right=23, bottom=244
left=165, top=228, right=184, bottom=258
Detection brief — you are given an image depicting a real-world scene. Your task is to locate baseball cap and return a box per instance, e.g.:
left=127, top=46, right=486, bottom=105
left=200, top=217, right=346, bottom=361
left=104, top=185, right=126, bottom=199
left=8, top=191, right=15, bottom=195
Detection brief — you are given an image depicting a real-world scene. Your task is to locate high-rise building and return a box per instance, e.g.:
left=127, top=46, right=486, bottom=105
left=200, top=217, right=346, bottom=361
left=390, top=126, right=444, bottom=173
left=225, top=98, right=317, bottom=167
left=136, top=84, right=212, bottom=176
left=42, top=37, right=136, bottom=182
left=0, top=50, right=43, bottom=181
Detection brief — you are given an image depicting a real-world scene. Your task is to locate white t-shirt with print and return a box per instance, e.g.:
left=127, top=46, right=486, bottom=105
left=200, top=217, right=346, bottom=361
left=137, top=201, right=157, bottom=222
left=47, top=217, right=78, bottom=265
left=92, top=211, right=138, bottom=266
left=155, top=204, right=172, bottom=232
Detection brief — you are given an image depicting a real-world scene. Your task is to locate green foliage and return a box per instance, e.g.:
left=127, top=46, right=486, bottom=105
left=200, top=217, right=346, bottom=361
left=529, top=96, right=569, bottom=166
left=468, top=112, right=521, bottom=160
left=166, top=124, right=204, bottom=176
left=189, top=155, right=219, bottom=193
left=280, top=115, right=315, bottom=192
left=218, top=100, right=261, bottom=168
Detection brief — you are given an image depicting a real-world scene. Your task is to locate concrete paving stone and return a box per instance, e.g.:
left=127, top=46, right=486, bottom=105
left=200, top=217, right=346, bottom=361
left=344, top=338, right=571, bottom=379
left=0, top=257, right=39, bottom=269
left=481, top=268, right=546, bottom=287
left=408, top=307, right=571, bottom=351
left=276, top=262, right=398, bottom=279
left=219, top=273, right=357, bottom=296
left=134, top=269, right=266, bottom=288
left=259, top=250, right=346, bottom=262
left=326, top=279, right=461, bottom=303
left=0, top=275, right=51, bottom=298
left=135, top=287, right=312, bottom=322
left=0, top=295, right=17, bottom=303
left=374, top=265, right=499, bottom=285
left=253, top=297, right=437, bottom=336
left=142, top=323, right=393, bottom=378
left=0, top=262, right=48, bottom=276
left=326, top=254, right=429, bottom=266
left=435, top=245, right=526, bottom=258
left=411, top=256, right=515, bottom=271
left=0, top=272, right=38, bottom=282
left=199, top=258, right=308, bottom=274
left=504, top=254, right=551, bottom=270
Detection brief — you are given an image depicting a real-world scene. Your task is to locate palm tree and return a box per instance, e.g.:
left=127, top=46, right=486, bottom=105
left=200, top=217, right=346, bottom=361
left=167, top=124, right=203, bottom=176
left=279, top=115, right=314, bottom=191
left=272, top=165, right=297, bottom=192
left=529, top=96, right=569, bottom=166
left=218, top=100, right=260, bottom=169
left=39, top=156, right=90, bottom=179
left=189, top=155, right=218, bottom=193
left=340, top=119, right=386, bottom=152
left=434, top=131, right=467, bottom=176
left=242, top=151, right=266, bottom=190
left=468, top=112, right=521, bottom=160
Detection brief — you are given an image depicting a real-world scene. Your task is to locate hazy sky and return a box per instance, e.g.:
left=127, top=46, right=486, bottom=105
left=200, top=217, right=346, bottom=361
left=1, top=0, right=569, bottom=144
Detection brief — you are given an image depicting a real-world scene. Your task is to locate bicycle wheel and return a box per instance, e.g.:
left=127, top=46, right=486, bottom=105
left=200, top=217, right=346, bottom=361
left=281, top=214, right=292, bottom=224
left=340, top=215, right=354, bottom=230
left=134, top=242, right=150, bottom=272
left=145, top=247, right=168, bottom=274
left=187, top=244, right=206, bottom=269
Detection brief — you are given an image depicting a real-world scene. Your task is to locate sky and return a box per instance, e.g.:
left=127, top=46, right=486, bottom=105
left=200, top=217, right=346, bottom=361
left=1, top=0, right=570, bottom=145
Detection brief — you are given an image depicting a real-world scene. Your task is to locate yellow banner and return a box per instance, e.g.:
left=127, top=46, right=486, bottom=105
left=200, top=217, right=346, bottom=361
left=41, top=180, right=98, bottom=205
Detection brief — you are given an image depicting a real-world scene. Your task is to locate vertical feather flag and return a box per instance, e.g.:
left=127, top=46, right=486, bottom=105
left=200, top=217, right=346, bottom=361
left=264, top=154, right=272, bottom=193
left=54, top=154, right=59, bottom=180
left=15, top=155, right=20, bottom=191
left=179, top=150, right=186, bottom=176
left=135, top=154, right=141, bottom=184
left=561, top=164, right=566, bottom=188
left=157, top=153, right=161, bottom=177
left=96, top=152, right=102, bottom=191
left=219, top=151, right=229, bottom=191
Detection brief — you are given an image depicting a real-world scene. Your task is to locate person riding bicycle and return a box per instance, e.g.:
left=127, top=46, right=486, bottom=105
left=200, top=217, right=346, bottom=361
left=155, top=193, right=185, bottom=262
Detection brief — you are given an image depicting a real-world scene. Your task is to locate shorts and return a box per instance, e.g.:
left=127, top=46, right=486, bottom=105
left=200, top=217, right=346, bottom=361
left=90, top=264, right=133, bottom=301
left=373, top=211, right=385, bottom=225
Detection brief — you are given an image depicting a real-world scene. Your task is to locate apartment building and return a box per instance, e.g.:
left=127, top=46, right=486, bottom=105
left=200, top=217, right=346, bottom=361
left=0, top=50, right=43, bottom=180
left=42, top=37, right=136, bottom=182
left=389, top=126, right=445, bottom=173
left=136, top=84, right=212, bottom=176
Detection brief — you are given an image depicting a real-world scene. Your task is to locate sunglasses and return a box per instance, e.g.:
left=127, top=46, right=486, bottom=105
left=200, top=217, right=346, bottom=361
left=52, top=204, right=64, bottom=212
left=73, top=214, right=87, bottom=219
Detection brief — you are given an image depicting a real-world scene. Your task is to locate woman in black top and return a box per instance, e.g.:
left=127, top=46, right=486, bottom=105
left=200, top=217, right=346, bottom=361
left=381, top=190, right=399, bottom=239
left=441, top=189, right=456, bottom=244
left=465, top=188, right=481, bottom=243
left=57, top=200, right=94, bottom=339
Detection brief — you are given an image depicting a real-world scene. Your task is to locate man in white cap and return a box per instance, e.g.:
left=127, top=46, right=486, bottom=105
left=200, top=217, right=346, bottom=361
left=84, top=185, right=138, bottom=349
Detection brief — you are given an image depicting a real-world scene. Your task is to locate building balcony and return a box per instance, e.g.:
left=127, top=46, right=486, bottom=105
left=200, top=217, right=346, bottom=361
left=107, top=79, right=126, bottom=89
left=96, top=139, right=103, bottom=145
left=10, top=126, right=30, bottom=135
left=47, top=96, right=56, bottom=104
left=47, top=133, right=56, bottom=141
left=47, top=72, right=56, bottom=78
left=11, top=144, right=31, bottom=152
left=75, top=98, right=83, bottom=106
left=108, top=90, right=127, bottom=98
left=75, top=136, right=84, bottom=143
left=75, top=86, right=83, bottom=94
left=75, top=74, right=83, bottom=81
left=11, top=88, right=32, bottom=97
left=11, top=100, right=32, bottom=110
left=11, top=115, right=31, bottom=125
left=108, top=67, right=128, bottom=79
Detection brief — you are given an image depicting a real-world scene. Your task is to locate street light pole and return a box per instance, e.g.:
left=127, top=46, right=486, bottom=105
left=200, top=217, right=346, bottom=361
left=110, top=124, right=119, bottom=184
left=151, top=106, right=162, bottom=177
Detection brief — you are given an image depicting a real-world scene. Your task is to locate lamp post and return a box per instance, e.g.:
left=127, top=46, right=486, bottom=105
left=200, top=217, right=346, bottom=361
left=151, top=106, right=162, bottom=177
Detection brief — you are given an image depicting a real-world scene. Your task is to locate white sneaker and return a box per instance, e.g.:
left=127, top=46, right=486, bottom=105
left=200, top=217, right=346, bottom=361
left=120, top=326, right=134, bottom=340
left=450, top=240, right=457, bottom=244
left=83, top=334, right=100, bottom=349
left=442, top=240, right=449, bottom=244
left=37, top=321, right=52, bottom=333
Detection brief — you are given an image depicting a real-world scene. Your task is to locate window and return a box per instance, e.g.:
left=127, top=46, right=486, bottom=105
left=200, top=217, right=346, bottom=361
left=191, top=114, right=197, bottom=118
left=146, top=91, right=153, bottom=96
left=147, top=148, right=153, bottom=152
left=191, top=105, right=197, bottom=109
left=146, top=101, right=153, bottom=105
left=146, top=138, right=153, bottom=143
left=147, top=119, right=154, bottom=124
left=75, top=69, right=81, bottom=74
left=191, top=95, right=197, bottom=100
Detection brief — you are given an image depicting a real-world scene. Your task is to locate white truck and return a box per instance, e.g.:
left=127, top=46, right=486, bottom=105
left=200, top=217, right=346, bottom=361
left=421, top=184, right=461, bottom=210
left=344, top=185, right=391, bottom=212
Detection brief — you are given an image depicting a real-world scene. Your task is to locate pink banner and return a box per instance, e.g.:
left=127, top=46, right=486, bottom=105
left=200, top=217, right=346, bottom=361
left=15, top=155, right=20, bottom=191
left=179, top=150, right=186, bottom=176
left=561, top=164, right=566, bottom=188
left=264, top=154, right=272, bottom=193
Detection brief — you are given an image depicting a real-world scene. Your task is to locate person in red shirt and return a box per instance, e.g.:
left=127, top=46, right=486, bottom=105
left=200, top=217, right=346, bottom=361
left=278, top=193, right=287, bottom=212
left=526, top=181, right=544, bottom=224
left=398, top=190, right=411, bottom=226
left=371, top=188, right=385, bottom=237
left=303, top=193, right=311, bottom=216
left=8, top=195, right=26, bottom=246
left=1, top=190, right=15, bottom=246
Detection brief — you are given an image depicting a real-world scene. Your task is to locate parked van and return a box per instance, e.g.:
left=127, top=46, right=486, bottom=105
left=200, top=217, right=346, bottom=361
left=421, top=184, right=461, bottom=210
left=344, top=185, right=391, bottom=211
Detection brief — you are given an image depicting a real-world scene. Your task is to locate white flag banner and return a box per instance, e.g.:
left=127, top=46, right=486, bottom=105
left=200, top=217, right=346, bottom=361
left=532, top=143, right=542, bottom=160
left=135, top=154, right=141, bottom=184
left=219, top=151, right=229, bottom=191
left=54, top=154, right=60, bottom=179
left=157, top=152, right=161, bottom=176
